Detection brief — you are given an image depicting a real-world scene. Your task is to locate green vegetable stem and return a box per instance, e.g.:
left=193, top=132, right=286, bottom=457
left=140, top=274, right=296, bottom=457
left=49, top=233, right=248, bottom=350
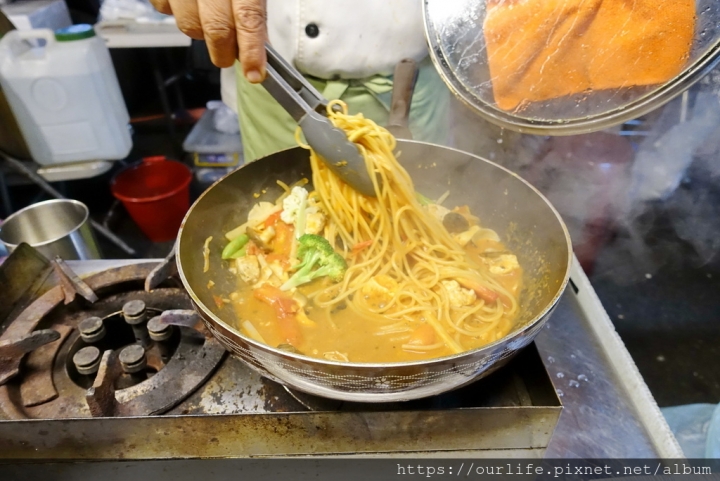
left=222, top=234, right=249, bottom=259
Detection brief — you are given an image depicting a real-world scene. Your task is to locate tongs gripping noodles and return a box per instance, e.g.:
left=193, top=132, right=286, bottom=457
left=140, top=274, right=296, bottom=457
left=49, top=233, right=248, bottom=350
left=261, top=44, right=376, bottom=197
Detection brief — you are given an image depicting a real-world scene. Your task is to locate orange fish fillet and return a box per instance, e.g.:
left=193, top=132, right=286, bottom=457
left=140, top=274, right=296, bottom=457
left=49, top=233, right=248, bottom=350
left=483, top=0, right=696, bottom=111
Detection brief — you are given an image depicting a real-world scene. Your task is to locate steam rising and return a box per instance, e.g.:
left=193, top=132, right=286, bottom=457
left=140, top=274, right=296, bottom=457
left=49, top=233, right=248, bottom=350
left=448, top=67, right=720, bottom=283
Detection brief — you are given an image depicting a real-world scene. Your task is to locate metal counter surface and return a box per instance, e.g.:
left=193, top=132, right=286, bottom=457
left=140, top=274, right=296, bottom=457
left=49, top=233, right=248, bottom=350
left=535, top=259, right=682, bottom=458
left=6, top=257, right=682, bottom=459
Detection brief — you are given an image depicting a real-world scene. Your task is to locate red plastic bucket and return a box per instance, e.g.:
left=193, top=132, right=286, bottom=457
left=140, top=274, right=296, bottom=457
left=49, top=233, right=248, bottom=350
left=111, top=156, right=192, bottom=242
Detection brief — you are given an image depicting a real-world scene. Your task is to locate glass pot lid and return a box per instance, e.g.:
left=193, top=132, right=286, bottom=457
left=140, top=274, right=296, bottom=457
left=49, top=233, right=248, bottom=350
left=424, top=0, right=720, bottom=135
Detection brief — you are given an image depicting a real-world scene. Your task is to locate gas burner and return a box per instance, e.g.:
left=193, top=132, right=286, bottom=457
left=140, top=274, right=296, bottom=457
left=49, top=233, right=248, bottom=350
left=0, top=245, right=567, bottom=461
left=0, top=246, right=676, bottom=460
left=0, top=255, right=225, bottom=419
left=0, top=246, right=580, bottom=462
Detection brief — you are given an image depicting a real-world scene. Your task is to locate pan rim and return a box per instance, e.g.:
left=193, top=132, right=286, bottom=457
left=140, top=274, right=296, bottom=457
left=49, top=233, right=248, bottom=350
left=176, top=140, right=573, bottom=370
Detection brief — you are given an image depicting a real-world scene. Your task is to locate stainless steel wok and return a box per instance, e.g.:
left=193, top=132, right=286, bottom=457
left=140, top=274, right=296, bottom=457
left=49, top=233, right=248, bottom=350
left=176, top=140, right=572, bottom=402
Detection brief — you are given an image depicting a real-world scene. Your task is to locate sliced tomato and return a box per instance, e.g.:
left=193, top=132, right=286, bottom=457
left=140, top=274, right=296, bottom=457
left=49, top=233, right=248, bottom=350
left=253, top=285, right=302, bottom=346
left=263, top=211, right=283, bottom=228
left=272, top=221, right=294, bottom=257
left=254, top=285, right=297, bottom=316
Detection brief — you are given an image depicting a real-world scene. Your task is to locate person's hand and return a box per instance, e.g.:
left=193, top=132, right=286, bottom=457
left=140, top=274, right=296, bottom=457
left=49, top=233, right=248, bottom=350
left=150, top=0, right=267, bottom=82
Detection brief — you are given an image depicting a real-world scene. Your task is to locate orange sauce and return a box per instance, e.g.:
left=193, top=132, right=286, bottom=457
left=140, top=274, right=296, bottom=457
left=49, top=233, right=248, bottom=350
left=233, top=242, right=523, bottom=363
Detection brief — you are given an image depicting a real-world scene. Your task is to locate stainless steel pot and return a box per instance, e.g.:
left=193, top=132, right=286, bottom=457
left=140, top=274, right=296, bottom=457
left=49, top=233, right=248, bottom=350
left=176, top=141, right=572, bottom=402
left=0, top=199, right=101, bottom=260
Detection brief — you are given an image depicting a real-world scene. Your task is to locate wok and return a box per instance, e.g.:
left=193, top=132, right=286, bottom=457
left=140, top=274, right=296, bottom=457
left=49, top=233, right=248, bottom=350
left=177, top=140, right=572, bottom=402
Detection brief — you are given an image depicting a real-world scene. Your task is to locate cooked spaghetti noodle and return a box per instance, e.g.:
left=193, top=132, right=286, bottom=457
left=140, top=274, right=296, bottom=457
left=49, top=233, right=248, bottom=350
left=221, top=101, right=522, bottom=362
left=297, top=101, right=519, bottom=355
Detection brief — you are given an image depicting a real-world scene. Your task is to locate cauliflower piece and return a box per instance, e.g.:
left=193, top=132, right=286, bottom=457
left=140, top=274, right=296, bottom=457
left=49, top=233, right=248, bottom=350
left=303, top=197, right=324, bottom=234
left=305, top=211, right=326, bottom=235
left=281, top=186, right=309, bottom=225
left=361, top=275, right=399, bottom=307
left=441, top=280, right=477, bottom=307
left=235, top=255, right=260, bottom=284
left=485, top=254, right=520, bottom=275
left=281, top=187, right=328, bottom=236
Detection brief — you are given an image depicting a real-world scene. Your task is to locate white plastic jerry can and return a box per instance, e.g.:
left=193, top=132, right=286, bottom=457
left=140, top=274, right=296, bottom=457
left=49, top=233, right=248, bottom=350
left=0, top=25, right=132, bottom=165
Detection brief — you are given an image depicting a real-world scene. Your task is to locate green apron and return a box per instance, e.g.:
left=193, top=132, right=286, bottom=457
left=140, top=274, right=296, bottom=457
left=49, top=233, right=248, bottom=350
left=235, top=57, right=450, bottom=163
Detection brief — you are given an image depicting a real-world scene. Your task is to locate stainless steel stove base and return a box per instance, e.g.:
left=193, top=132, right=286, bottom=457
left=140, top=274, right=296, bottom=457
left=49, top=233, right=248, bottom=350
left=0, top=256, right=682, bottom=460
left=0, top=345, right=561, bottom=458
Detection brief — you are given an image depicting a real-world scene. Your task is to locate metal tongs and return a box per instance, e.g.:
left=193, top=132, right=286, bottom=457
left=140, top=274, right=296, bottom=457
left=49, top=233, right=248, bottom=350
left=261, top=44, right=376, bottom=197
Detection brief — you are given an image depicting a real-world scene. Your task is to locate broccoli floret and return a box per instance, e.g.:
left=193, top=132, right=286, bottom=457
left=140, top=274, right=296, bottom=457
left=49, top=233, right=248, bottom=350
left=280, top=234, right=347, bottom=291
left=296, top=234, right=334, bottom=263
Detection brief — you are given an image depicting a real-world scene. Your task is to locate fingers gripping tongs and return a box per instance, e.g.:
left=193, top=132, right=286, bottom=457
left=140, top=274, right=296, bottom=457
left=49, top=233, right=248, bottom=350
left=261, top=43, right=375, bottom=197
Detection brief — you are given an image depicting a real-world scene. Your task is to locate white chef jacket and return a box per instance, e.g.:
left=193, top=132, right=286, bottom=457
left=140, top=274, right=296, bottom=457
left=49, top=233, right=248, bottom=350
left=266, top=0, right=429, bottom=79
left=223, top=0, right=449, bottom=161
left=222, top=0, right=430, bottom=112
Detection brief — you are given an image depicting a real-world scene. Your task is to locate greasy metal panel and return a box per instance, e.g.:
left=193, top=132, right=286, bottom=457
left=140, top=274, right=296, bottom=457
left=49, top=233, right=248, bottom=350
left=0, top=406, right=560, bottom=459
left=537, top=290, right=658, bottom=457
